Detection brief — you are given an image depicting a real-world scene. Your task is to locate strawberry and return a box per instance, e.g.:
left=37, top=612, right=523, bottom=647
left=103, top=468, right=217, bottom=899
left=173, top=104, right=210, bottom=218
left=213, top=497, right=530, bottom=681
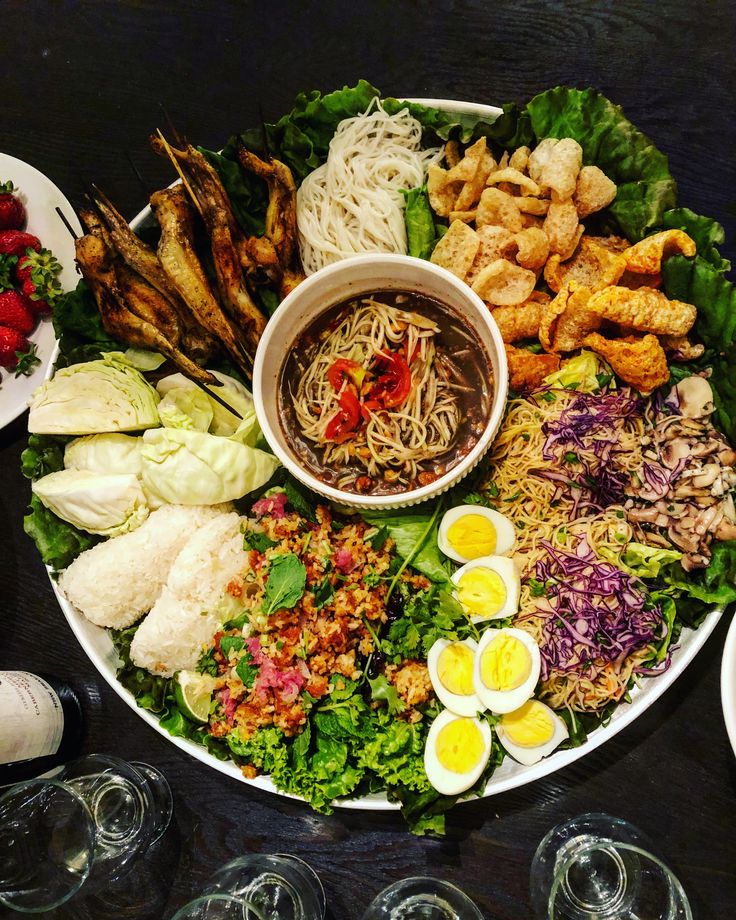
left=0, top=230, right=41, bottom=257
left=0, top=182, right=26, bottom=231
left=16, top=248, right=61, bottom=314
left=0, top=326, right=38, bottom=375
left=0, top=291, right=35, bottom=334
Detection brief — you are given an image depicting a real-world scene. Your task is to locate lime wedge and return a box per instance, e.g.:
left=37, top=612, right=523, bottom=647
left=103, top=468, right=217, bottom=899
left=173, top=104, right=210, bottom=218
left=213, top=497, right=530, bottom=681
left=174, top=671, right=215, bottom=724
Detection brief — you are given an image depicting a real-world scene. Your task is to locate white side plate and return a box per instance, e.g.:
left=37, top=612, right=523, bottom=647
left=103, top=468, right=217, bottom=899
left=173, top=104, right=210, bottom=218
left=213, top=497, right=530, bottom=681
left=0, top=152, right=81, bottom=429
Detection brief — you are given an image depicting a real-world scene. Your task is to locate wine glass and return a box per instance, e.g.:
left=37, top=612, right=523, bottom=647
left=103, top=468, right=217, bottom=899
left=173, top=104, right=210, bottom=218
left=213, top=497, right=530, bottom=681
left=172, top=854, right=325, bottom=920
left=0, top=754, right=172, bottom=913
left=530, top=813, right=692, bottom=920
left=361, top=877, right=484, bottom=920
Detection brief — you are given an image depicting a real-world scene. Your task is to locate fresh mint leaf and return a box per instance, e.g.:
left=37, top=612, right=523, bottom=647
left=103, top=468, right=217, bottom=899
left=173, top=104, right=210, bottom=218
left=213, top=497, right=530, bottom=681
left=263, top=553, right=307, bottom=615
left=243, top=530, right=277, bottom=552
left=236, top=652, right=259, bottom=689
left=220, top=636, right=246, bottom=657
left=312, top=576, right=334, bottom=611
left=368, top=674, right=404, bottom=715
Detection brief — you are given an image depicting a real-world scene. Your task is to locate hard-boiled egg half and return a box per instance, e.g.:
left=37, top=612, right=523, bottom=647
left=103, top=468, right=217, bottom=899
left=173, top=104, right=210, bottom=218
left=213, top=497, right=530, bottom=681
left=423, top=709, right=493, bottom=795
left=451, top=556, right=520, bottom=622
left=427, top=638, right=483, bottom=717
left=496, top=699, right=569, bottom=765
left=438, top=506, right=516, bottom=564
left=473, top=627, right=540, bottom=714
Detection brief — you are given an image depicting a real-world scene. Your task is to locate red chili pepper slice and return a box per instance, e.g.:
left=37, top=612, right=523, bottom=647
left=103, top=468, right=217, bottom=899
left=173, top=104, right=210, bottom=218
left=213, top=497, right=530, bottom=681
left=373, top=350, right=412, bottom=409
left=325, top=388, right=362, bottom=443
left=327, top=358, right=365, bottom=393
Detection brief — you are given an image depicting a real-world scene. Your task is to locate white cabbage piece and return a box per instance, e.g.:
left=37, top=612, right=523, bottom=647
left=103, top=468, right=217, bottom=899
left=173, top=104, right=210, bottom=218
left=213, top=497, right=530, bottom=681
left=157, top=388, right=214, bottom=432
left=156, top=371, right=254, bottom=437
left=140, top=428, right=280, bottom=505
left=64, top=433, right=144, bottom=476
left=28, top=353, right=160, bottom=435
left=32, top=469, right=150, bottom=536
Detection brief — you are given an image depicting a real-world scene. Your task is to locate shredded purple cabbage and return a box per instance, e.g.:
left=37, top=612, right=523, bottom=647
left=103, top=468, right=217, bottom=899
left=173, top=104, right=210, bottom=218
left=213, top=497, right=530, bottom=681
left=521, top=537, right=668, bottom=680
left=533, top=386, right=645, bottom=508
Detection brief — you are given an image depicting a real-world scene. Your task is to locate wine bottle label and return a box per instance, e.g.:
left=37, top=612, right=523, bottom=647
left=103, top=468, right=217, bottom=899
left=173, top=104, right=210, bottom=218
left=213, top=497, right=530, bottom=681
left=0, top=672, right=64, bottom=764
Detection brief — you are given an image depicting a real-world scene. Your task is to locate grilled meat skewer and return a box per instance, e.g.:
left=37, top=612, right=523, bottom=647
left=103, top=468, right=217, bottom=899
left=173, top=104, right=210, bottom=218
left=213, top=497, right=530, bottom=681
left=150, top=186, right=252, bottom=375
left=75, top=232, right=217, bottom=385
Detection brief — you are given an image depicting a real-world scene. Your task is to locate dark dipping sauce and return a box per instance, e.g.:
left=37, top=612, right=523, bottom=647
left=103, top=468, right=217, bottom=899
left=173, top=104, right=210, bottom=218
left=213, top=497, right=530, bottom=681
left=278, top=289, right=493, bottom=496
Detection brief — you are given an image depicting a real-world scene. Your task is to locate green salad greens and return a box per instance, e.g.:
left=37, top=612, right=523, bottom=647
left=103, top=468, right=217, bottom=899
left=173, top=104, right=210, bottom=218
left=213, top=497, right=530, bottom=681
left=21, top=81, right=736, bottom=835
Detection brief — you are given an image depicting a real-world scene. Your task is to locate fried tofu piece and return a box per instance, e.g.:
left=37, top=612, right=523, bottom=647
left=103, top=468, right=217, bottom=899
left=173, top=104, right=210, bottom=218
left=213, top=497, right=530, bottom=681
left=586, top=286, right=697, bottom=336
left=574, top=165, right=617, bottom=218
left=492, top=298, right=545, bottom=343
left=583, top=333, right=670, bottom=394
left=471, top=259, right=537, bottom=306
left=544, top=236, right=627, bottom=293
left=623, top=229, right=696, bottom=274
left=506, top=344, right=561, bottom=391
left=539, top=282, right=599, bottom=353
left=430, top=220, right=480, bottom=280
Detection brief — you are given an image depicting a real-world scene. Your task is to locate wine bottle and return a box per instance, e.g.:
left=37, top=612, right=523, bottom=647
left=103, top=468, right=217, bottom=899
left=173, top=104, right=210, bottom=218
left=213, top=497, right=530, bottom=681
left=0, top=671, right=84, bottom=785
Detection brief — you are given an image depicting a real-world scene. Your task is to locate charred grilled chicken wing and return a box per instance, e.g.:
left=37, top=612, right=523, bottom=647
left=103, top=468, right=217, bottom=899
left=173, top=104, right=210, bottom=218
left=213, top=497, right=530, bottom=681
left=150, top=186, right=253, bottom=375
left=75, top=232, right=216, bottom=385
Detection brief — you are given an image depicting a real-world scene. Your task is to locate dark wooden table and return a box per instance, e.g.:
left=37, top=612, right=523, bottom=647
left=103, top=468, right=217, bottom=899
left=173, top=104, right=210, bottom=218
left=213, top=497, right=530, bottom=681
left=3, top=2, right=736, bottom=917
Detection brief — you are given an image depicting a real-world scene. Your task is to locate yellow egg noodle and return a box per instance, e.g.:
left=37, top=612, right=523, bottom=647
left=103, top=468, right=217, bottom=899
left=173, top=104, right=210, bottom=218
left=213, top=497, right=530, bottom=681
left=481, top=389, right=654, bottom=713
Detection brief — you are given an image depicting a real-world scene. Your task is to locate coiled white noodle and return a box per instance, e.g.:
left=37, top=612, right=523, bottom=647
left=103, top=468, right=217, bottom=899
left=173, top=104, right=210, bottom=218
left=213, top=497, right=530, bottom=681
left=297, top=98, right=443, bottom=274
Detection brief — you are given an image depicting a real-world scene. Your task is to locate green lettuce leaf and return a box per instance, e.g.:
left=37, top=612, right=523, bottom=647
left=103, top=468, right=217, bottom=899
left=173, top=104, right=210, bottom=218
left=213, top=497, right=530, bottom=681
left=661, top=208, right=731, bottom=272
left=23, top=495, right=99, bottom=571
left=524, top=86, right=676, bottom=241
left=361, top=506, right=451, bottom=586
left=21, top=434, right=68, bottom=481
left=401, top=187, right=437, bottom=260
left=52, top=280, right=120, bottom=367
left=598, top=542, right=682, bottom=579
left=664, top=542, right=736, bottom=606
left=199, top=147, right=267, bottom=236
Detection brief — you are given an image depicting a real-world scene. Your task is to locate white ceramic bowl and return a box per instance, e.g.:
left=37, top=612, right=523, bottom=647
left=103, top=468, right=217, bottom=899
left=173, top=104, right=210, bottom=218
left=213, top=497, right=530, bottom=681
left=252, top=253, right=508, bottom=509
left=720, top=612, right=736, bottom=756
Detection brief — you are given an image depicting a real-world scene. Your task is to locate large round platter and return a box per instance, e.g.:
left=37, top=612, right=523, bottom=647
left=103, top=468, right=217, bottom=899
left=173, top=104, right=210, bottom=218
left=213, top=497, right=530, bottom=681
left=0, top=152, right=82, bottom=430
left=47, top=99, right=723, bottom=810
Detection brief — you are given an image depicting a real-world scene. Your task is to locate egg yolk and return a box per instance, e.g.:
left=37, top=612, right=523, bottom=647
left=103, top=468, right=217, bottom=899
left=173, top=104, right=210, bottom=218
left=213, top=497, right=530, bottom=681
left=447, top=514, right=497, bottom=559
left=501, top=700, right=555, bottom=747
left=437, top=644, right=475, bottom=695
left=456, top=567, right=507, bottom=617
left=480, top=634, right=531, bottom=691
left=436, top=718, right=485, bottom=773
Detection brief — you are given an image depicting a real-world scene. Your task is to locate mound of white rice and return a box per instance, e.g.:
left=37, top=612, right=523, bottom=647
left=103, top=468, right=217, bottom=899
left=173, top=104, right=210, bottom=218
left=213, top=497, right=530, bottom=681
left=130, top=512, right=249, bottom=676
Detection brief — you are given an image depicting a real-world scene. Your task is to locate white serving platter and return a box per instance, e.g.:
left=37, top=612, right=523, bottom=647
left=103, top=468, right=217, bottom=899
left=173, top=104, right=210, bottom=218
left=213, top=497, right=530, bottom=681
left=47, top=99, right=723, bottom=811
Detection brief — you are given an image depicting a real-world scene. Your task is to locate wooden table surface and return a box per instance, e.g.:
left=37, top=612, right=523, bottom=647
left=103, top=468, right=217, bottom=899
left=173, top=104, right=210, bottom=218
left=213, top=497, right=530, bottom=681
left=2, top=1, right=736, bottom=917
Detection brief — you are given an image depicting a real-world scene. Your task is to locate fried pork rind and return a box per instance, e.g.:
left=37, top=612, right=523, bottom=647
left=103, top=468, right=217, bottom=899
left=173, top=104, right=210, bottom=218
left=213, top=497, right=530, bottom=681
left=466, top=225, right=515, bottom=284
left=531, top=138, right=583, bottom=201
left=539, top=282, right=599, bottom=353
left=476, top=188, right=523, bottom=232
left=446, top=137, right=487, bottom=183
left=509, top=146, right=531, bottom=172
left=557, top=224, right=585, bottom=261
left=582, top=333, right=669, bottom=394
left=516, top=196, right=551, bottom=215
left=492, top=298, right=545, bottom=343
left=504, top=227, right=550, bottom=271
left=574, top=165, right=617, bottom=218
left=455, top=148, right=495, bottom=211
left=486, top=168, right=541, bottom=197
left=660, top=334, right=705, bottom=360
left=623, top=229, right=696, bottom=274
left=618, top=269, right=662, bottom=290
left=449, top=210, right=478, bottom=224
left=506, top=344, right=561, bottom=391
left=543, top=200, right=580, bottom=256
left=544, top=236, right=627, bottom=293
left=429, top=220, right=480, bottom=279
left=427, top=165, right=460, bottom=218
left=470, top=259, right=537, bottom=306
left=444, top=140, right=461, bottom=168
left=586, top=286, right=697, bottom=336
